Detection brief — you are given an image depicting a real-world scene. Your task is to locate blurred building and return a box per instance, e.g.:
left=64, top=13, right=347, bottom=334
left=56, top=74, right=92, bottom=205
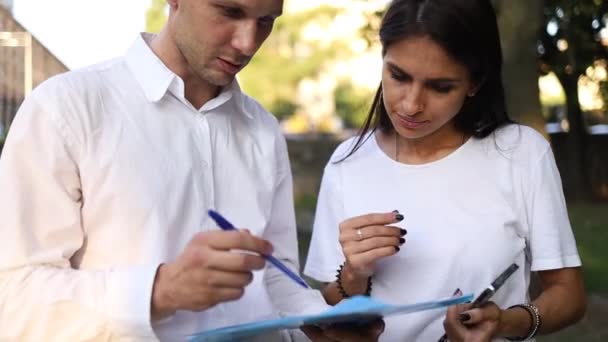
left=0, top=3, right=68, bottom=137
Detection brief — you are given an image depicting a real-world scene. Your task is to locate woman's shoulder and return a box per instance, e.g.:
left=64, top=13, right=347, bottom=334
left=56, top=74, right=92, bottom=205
left=327, top=133, right=377, bottom=164
left=487, top=124, right=551, bottom=158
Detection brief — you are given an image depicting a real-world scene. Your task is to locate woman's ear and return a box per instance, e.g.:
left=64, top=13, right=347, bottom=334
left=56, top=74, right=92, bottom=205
left=467, top=78, right=486, bottom=97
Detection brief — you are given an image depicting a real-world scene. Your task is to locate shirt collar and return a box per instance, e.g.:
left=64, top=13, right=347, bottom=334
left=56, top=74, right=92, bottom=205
left=125, top=33, right=175, bottom=103
left=125, top=33, right=250, bottom=118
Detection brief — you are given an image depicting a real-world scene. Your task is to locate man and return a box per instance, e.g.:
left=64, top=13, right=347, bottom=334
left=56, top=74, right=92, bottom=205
left=0, top=0, right=335, bottom=340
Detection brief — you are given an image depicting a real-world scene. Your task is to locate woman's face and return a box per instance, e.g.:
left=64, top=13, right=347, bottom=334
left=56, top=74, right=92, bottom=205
left=381, top=36, right=476, bottom=141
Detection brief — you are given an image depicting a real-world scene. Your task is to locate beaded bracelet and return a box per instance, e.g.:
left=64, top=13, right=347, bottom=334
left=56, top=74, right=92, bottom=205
left=335, top=263, right=372, bottom=298
left=506, top=303, right=542, bottom=341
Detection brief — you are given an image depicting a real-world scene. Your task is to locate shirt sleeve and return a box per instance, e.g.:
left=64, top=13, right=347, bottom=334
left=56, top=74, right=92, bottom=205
left=525, top=145, right=582, bottom=271
left=303, top=157, right=346, bottom=283
left=263, top=132, right=330, bottom=317
left=0, top=87, right=159, bottom=340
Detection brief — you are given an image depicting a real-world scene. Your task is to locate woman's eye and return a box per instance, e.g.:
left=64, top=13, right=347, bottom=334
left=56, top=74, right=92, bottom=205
left=432, top=84, right=454, bottom=93
left=390, top=71, right=409, bottom=82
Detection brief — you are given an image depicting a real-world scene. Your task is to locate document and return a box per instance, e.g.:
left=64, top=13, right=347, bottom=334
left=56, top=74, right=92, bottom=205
left=187, top=293, right=473, bottom=342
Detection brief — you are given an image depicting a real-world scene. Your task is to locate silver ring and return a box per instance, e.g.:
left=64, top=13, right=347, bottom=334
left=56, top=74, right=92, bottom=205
left=357, top=229, right=363, bottom=241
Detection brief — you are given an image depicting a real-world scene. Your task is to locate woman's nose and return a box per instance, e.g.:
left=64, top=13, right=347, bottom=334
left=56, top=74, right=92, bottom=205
left=400, top=89, right=425, bottom=115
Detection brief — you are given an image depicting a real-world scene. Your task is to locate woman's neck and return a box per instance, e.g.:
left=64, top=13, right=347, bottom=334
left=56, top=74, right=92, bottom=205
left=379, top=125, right=467, bottom=165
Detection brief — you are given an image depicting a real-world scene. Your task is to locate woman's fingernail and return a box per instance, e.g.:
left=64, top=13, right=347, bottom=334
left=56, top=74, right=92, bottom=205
left=399, top=238, right=405, bottom=244
left=400, top=228, right=407, bottom=236
left=392, top=210, right=400, bottom=214
left=452, top=288, right=462, bottom=296
left=395, top=214, right=404, bottom=221
left=459, top=313, right=471, bottom=322
left=394, top=246, right=400, bottom=252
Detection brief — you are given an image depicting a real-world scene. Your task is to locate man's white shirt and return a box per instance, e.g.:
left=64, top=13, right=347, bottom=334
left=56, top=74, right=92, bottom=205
left=0, top=33, right=327, bottom=341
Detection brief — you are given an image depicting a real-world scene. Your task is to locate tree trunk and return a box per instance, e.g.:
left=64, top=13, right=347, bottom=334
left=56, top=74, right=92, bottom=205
left=494, top=0, right=546, bottom=136
left=558, top=74, right=592, bottom=201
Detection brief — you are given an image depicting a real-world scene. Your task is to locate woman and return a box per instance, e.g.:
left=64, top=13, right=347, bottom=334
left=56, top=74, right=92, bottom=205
left=303, top=0, right=586, bottom=341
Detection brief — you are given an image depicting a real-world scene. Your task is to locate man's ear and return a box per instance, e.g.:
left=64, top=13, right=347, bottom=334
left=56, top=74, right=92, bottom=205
left=167, top=0, right=178, bottom=11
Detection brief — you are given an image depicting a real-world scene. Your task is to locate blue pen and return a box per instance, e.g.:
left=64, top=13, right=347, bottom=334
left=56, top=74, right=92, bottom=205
left=208, top=209, right=310, bottom=289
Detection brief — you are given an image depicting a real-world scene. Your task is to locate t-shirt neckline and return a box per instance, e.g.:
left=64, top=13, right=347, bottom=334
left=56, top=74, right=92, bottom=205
left=370, top=131, right=475, bottom=169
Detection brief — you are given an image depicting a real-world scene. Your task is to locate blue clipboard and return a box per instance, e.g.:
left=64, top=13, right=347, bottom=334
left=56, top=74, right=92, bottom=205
left=187, top=293, right=473, bottom=342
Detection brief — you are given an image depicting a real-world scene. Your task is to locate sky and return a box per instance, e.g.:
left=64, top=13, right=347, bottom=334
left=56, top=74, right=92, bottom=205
left=12, top=0, right=150, bottom=69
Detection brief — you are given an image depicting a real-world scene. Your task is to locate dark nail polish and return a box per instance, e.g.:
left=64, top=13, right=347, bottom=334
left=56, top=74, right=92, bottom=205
left=452, top=288, right=461, bottom=296
left=392, top=210, right=400, bottom=214
left=399, top=238, right=405, bottom=244
left=394, top=246, right=400, bottom=252
left=395, top=214, right=404, bottom=221
left=459, top=313, right=471, bottom=322
left=400, top=228, right=407, bottom=236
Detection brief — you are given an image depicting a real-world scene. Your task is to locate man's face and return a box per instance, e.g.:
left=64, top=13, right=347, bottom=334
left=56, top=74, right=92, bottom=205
left=169, top=0, right=283, bottom=87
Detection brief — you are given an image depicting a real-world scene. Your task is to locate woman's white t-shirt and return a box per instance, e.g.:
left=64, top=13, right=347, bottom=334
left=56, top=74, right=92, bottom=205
left=304, top=124, right=581, bottom=341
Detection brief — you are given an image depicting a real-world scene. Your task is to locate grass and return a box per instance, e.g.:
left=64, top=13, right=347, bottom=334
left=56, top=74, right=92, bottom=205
left=538, top=202, right=608, bottom=341
left=295, top=201, right=608, bottom=341
left=567, top=203, right=608, bottom=295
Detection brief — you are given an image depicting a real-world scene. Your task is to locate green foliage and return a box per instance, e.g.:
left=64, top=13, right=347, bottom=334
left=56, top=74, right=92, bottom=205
left=334, top=81, right=374, bottom=129
left=269, top=98, right=298, bottom=121
left=567, top=203, right=608, bottom=295
left=145, top=0, right=167, bottom=33
left=238, top=5, right=348, bottom=118
left=600, top=80, right=608, bottom=110
left=539, top=1, right=608, bottom=79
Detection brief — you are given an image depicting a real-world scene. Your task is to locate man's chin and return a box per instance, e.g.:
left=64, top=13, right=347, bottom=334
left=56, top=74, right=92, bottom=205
left=204, top=71, right=236, bottom=88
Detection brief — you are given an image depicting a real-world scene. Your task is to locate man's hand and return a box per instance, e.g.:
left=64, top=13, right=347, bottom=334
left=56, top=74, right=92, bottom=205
left=151, top=229, right=273, bottom=320
left=301, top=319, right=385, bottom=342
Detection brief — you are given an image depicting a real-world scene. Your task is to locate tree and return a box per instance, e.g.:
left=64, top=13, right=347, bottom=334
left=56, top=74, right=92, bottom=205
left=538, top=0, right=608, bottom=200
left=238, top=5, right=347, bottom=121
left=145, top=0, right=167, bottom=33
left=494, top=0, right=546, bottom=134
left=334, top=80, right=372, bottom=129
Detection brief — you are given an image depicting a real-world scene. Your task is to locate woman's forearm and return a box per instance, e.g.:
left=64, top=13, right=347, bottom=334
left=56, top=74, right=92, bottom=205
left=497, top=267, right=586, bottom=338
left=533, top=268, right=586, bottom=334
left=321, top=265, right=370, bottom=305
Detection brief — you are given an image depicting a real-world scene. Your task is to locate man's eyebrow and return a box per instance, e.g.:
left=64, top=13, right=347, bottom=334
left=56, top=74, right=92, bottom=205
left=212, top=0, right=282, bottom=18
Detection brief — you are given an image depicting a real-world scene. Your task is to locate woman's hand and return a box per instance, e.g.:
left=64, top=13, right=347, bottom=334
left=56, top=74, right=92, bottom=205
left=443, top=302, right=502, bottom=342
left=339, top=211, right=406, bottom=278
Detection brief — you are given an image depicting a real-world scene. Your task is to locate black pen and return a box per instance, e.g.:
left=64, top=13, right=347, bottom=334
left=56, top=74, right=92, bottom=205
left=437, top=263, right=519, bottom=342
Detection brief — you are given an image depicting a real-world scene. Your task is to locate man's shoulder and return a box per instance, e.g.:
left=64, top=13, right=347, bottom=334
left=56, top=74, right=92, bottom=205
left=239, top=93, right=280, bottom=129
left=33, top=58, right=126, bottom=100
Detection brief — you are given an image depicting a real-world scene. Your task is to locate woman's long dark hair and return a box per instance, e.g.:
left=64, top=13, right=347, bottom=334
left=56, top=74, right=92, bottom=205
left=339, top=0, right=513, bottom=161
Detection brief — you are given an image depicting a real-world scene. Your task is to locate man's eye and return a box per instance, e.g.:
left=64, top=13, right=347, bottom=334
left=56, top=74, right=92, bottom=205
left=258, top=16, right=276, bottom=27
left=222, top=7, right=243, bottom=18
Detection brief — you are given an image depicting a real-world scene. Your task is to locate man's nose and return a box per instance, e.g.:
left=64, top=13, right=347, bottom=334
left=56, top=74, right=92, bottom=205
left=232, top=21, right=259, bottom=57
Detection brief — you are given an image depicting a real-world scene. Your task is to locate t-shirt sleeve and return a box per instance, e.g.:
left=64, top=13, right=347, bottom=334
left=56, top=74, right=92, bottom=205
left=526, top=145, right=582, bottom=271
left=303, top=160, right=346, bottom=283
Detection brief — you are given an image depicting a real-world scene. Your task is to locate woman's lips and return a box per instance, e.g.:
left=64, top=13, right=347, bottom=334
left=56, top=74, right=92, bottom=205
left=395, top=115, right=429, bottom=129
